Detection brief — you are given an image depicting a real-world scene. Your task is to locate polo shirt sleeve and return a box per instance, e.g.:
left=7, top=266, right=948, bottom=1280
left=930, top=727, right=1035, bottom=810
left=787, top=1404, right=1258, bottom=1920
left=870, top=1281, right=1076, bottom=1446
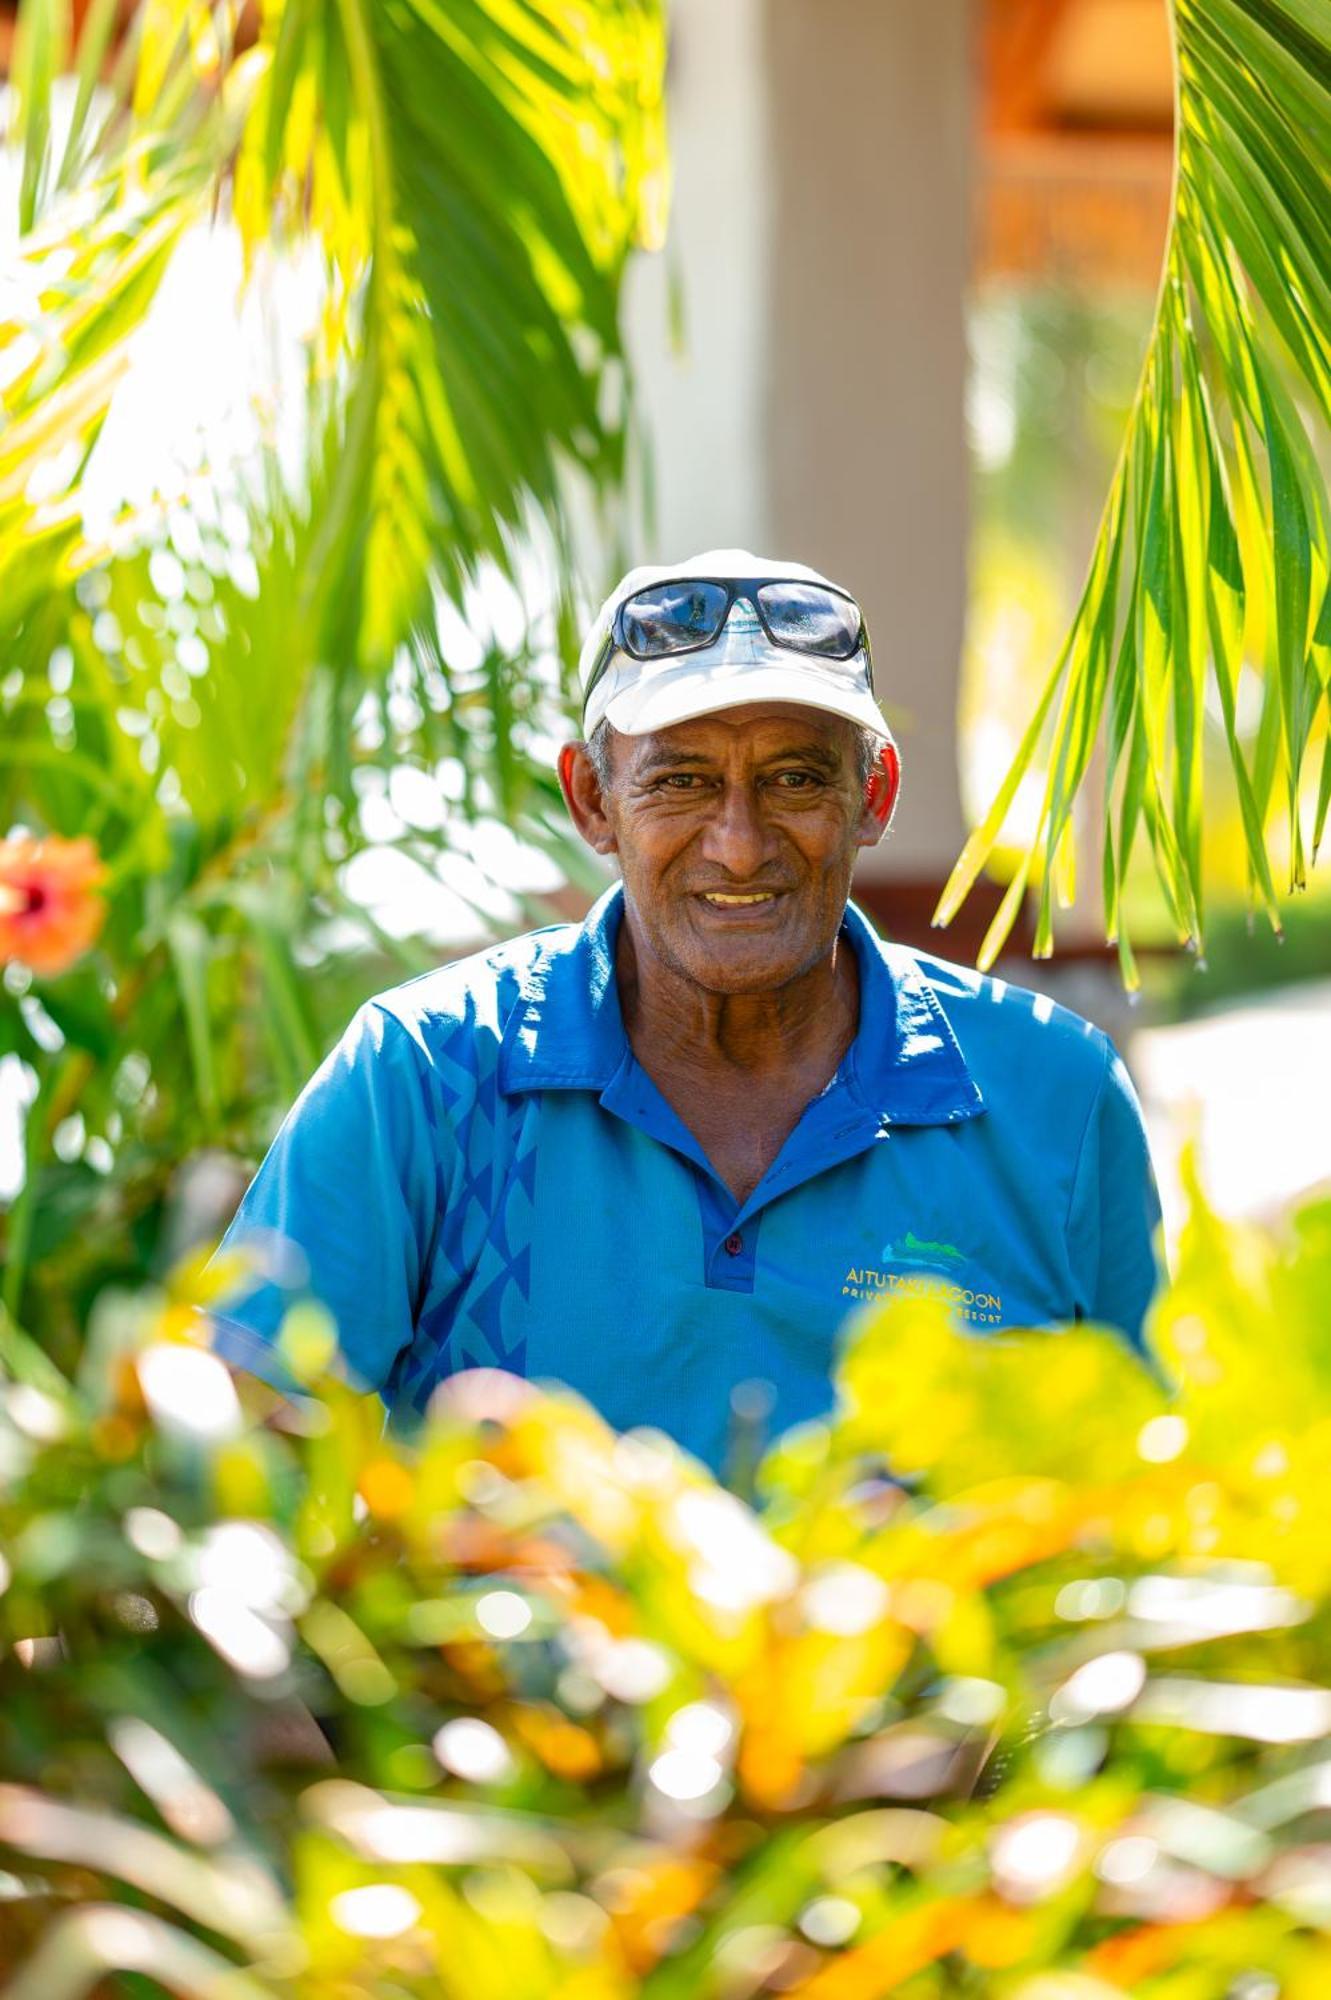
left=208, top=1002, right=437, bottom=1397
left=1066, top=1034, right=1165, bottom=1353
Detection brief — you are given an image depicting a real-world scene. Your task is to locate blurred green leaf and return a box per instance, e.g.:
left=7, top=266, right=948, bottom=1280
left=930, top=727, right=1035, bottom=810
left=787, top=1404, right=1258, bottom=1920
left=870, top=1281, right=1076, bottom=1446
left=938, top=0, right=1331, bottom=969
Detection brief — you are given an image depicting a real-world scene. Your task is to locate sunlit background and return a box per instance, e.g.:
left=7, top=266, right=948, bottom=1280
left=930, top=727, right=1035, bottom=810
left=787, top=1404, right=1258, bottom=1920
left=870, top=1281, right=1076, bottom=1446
left=5, top=0, right=1326, bottom=1247
left=4, top=4, right=1331, bottom=1993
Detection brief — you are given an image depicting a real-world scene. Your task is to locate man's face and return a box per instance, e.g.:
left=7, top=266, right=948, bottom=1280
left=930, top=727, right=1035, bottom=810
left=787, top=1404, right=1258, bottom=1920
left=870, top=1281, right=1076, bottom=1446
left=569, top=704, right=886, bottom=995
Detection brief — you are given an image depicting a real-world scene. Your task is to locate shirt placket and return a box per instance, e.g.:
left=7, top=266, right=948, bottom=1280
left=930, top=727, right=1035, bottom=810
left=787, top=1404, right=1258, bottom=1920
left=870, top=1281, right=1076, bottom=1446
left=598, top=1051, right=891, bottom=1295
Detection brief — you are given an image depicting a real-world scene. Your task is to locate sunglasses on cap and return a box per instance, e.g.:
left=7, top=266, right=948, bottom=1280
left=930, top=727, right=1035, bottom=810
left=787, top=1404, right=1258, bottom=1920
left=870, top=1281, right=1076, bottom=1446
left=582, top=575, right=874, bottom=715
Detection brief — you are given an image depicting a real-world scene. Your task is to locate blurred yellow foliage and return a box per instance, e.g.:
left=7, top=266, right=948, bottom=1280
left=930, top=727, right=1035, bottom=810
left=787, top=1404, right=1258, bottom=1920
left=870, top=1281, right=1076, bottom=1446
left=4, top=1178, right=1331, bottom=1994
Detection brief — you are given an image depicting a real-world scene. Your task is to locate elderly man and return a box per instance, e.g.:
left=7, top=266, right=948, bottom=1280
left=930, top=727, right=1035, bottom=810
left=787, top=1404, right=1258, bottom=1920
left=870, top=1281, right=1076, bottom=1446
left=212, top=550, right=1162, bottom=1471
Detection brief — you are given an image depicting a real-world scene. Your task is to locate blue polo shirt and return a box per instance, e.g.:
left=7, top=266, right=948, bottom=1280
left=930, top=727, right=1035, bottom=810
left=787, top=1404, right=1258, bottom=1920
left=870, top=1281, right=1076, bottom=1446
left=211, top=886, right=1162, bottom=1471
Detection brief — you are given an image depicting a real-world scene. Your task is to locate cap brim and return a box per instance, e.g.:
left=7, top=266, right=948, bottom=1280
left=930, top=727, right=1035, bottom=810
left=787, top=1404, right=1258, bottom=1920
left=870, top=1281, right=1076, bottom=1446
left=596, top=653, right=890, bottom=741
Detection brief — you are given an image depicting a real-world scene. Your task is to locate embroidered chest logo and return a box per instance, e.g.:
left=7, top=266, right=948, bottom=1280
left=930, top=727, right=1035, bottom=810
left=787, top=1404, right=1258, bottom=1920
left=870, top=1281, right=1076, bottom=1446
left=841, top=1231, right=1004, bottom=1326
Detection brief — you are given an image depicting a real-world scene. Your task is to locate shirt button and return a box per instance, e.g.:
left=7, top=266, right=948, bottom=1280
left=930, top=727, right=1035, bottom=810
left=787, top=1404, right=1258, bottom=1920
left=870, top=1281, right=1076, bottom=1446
left=724, top=1232, right=743, bottom=1257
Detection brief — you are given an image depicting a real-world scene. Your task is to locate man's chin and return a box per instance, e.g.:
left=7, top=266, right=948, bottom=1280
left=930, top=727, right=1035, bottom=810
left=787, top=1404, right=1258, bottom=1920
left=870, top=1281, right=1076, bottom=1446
left=670, top=935, right=818, bottom=997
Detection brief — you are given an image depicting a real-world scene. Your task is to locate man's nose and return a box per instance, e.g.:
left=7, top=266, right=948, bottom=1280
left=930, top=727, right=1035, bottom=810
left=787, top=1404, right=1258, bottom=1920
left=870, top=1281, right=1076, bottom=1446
left=699, top=781, right=775, bottom=878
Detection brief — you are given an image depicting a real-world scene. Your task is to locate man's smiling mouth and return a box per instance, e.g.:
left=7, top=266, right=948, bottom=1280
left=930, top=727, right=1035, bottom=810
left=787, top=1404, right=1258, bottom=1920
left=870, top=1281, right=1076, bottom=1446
left=698, top=891, right=780, bottom=907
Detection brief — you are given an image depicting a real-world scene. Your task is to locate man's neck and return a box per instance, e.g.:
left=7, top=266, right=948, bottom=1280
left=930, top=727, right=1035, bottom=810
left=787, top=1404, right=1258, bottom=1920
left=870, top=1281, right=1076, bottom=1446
left=615, top=909, right=860, bottom=1081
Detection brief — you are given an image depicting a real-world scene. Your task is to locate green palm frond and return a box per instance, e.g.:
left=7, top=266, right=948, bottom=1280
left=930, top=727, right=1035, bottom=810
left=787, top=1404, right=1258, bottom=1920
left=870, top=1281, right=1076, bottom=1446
left=937, top=0, right=1331, bottom=983
left=2, top=0, right=665, bottom=668
left=234, top=0, right=666, bottom=667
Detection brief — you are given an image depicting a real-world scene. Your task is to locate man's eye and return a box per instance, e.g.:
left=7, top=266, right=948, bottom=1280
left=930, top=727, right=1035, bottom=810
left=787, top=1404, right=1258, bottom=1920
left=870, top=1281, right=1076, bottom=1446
left=659, top=773, right=706, bottom=790
left=771, top=770, right=821, bottom=789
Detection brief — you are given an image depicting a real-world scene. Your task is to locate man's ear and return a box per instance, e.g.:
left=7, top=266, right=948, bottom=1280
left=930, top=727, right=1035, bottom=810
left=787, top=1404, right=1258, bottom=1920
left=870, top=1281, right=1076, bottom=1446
left=558, top=742, right=618, bottom=856
left=858, top=740, right=901, bottom=845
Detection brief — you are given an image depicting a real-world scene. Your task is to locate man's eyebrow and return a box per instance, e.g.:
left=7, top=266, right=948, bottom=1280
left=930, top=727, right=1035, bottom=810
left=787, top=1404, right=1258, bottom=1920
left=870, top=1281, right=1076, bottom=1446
left=634, top=749, right=717, bottom=775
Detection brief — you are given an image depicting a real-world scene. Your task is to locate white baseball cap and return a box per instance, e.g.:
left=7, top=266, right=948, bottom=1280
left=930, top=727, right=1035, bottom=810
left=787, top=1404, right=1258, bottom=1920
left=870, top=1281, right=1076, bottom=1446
left=578, top=548, right=892, bottom=744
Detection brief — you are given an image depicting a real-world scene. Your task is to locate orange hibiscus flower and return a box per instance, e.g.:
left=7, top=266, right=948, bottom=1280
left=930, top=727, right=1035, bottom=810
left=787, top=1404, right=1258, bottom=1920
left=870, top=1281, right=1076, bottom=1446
left=0, top=835, right=108, bottom=976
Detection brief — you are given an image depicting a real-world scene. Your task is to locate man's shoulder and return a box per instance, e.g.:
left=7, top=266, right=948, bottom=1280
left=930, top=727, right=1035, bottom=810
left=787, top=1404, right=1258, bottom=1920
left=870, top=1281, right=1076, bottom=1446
left=883, top=936, right=1115, bottom=1092
left=360, top=918, right=585, bottom=1062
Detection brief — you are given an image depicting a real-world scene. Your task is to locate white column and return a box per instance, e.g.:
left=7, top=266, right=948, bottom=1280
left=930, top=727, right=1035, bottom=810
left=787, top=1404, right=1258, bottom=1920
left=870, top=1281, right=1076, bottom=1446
left=621, top=0, right=774, bottom=559
left=764, top=0, right=973, bottom=880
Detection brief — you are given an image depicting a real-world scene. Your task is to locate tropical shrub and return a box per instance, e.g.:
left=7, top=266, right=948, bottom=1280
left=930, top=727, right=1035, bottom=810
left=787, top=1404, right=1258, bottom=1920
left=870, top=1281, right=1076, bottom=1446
left=0, top=0, right=664, bottom=1354
left=2, top=1184, right=1331, bottom=1995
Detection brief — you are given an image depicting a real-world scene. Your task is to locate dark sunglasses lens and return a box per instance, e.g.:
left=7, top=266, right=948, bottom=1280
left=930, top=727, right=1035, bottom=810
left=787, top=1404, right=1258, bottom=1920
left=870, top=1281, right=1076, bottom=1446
left=757, top=583, right=862, bottom=659
left=621, top=581, right=730, bottom=657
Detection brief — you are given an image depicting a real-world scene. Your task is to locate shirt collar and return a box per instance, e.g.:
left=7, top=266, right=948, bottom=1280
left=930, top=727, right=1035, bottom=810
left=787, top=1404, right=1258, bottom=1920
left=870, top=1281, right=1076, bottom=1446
left=498, top=883, right=985, bottom=1128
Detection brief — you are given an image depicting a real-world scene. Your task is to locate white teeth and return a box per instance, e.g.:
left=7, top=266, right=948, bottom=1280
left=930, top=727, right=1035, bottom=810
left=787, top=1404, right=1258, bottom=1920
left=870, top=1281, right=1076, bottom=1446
left=703, top=892, right=775, bottom=906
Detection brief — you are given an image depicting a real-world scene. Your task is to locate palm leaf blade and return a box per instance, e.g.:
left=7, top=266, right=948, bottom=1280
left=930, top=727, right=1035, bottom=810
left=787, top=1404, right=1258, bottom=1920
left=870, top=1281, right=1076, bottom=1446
left=940, top=0, right=1331, bottom=965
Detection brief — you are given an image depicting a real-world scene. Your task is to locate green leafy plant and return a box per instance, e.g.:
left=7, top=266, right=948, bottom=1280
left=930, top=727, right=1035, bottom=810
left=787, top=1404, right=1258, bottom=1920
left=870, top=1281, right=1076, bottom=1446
left=4, top=0, right=665, bottom=654
left=938, top=0, right=1331, bottom=982
left=2, top=1188, right=1331, bottom=1995
left=0, top=0, right=664, bottom=1347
